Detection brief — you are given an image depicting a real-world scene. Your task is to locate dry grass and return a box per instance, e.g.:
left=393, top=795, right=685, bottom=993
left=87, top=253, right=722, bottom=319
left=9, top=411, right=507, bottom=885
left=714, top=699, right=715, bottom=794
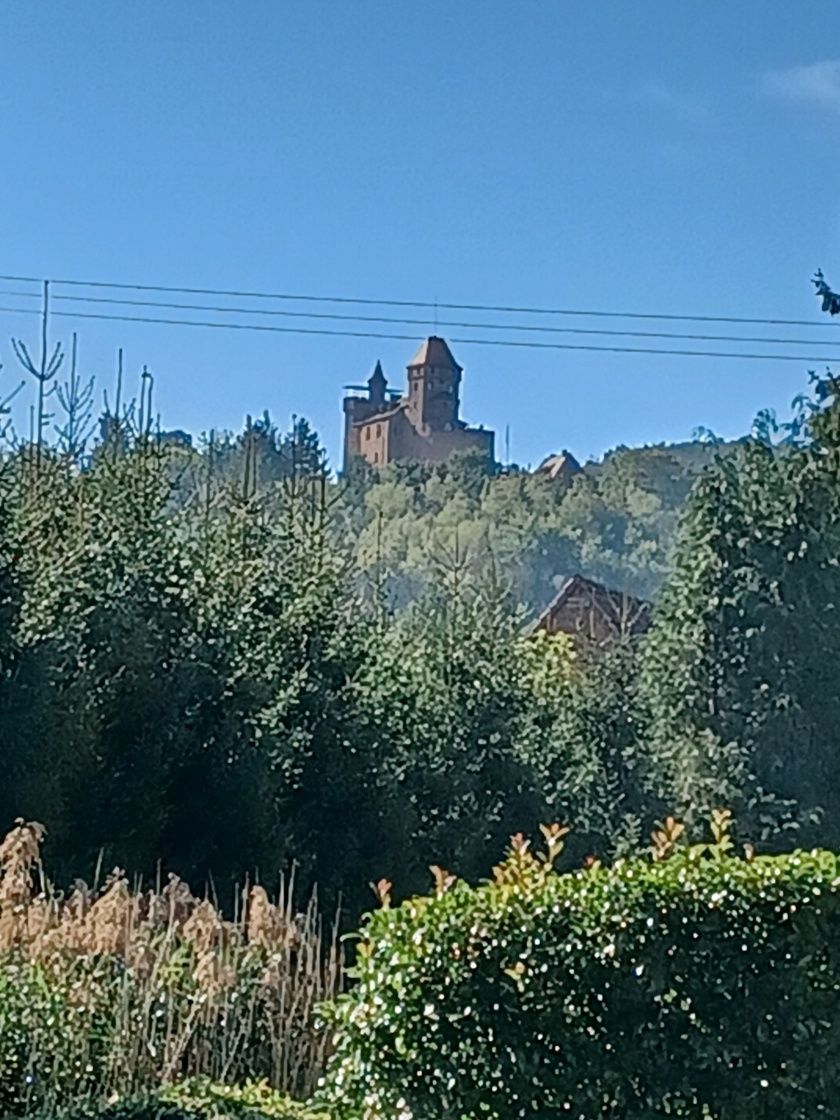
left=0, top=820, right=342, bottom=1115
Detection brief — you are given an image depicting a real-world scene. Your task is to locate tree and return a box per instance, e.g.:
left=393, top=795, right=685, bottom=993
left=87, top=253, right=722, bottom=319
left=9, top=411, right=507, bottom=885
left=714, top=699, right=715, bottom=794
left=640, top=366, right=840, bottom=847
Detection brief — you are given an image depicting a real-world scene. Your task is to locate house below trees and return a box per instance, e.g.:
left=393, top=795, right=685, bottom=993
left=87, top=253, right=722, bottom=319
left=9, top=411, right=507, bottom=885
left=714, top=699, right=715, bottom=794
left=533, top=574, right=651, bottom=648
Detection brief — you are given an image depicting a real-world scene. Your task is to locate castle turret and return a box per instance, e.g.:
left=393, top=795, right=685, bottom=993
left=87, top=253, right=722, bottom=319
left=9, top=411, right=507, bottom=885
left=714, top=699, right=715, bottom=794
left=342, top=360, right=390, bottom=473
left=368, top=360, right=387, bottom=409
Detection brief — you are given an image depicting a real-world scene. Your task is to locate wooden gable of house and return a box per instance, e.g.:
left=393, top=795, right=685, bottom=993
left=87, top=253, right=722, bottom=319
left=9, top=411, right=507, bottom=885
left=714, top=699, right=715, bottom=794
left=533, top=574, right=651, bottom=648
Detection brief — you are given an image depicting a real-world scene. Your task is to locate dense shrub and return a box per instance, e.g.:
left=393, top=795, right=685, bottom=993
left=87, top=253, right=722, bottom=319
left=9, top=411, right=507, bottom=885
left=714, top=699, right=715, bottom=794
left=64, top=1078, right=327, bottom=1120
left=319, top=817, right=840, bottom=1119
left=349, top=607, right=634, bottom=896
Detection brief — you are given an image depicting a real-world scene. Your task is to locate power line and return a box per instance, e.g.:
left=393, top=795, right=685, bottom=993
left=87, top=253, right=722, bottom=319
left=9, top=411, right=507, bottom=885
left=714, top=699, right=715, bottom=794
left=43, top=293, right=840, bottom=348
left=0, top=272, right=835, bottom=330
left=0, top=287, right=835, bottom=350
left=0, top=303, right=837, bottom=363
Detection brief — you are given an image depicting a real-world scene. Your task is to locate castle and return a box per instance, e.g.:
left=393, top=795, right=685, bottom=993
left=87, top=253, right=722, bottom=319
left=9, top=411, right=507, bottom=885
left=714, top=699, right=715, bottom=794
left=342, top=337, right=494, bottom=472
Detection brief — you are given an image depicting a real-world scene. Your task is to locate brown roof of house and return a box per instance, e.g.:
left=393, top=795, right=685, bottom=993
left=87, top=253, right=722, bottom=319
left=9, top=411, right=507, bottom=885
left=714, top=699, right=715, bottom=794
left=536, top=450, right=582, bottom=480
left=407, top=336, right=462, bottom=371
left=533, top=574, right=651, bottom=640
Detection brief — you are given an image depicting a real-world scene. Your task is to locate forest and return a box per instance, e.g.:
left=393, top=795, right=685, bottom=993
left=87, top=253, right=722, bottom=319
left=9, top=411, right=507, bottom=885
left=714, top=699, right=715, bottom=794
left=0, top=360, right=734, bottom=915
left=1, top=274, right=840, bottom=1117
left=0, top=320, right=834, bottom=912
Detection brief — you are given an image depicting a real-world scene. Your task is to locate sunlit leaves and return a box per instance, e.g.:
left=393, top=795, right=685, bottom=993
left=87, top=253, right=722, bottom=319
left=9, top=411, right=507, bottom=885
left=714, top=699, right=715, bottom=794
left=320, top=838, right=840, bottom=1120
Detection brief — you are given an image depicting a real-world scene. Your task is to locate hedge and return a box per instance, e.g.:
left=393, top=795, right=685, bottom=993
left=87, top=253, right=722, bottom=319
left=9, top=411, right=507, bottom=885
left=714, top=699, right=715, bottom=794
left=318, top=817, right=840, bottom=1119
left=59, top=1079, right=327, bottom=1120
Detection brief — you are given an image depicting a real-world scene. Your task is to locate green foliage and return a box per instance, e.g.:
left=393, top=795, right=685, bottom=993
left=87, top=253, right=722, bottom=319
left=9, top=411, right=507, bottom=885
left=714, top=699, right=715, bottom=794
left=0, top=955, right=132, bottom=1117
left=319, top=825, right=840, bottom=1119
left=813, top=268, right=840, bottom=317
left=549, top=643, right=649, bottom=859
left=640, top=378, right=840, bottom=847
left=351, top=600, right=579, bottom=892
left=61, top=1079, right=326, bottom=1120
left=0, top=960, right=100, bottom=1117
left=637, top=283, right=840, bottom=850
left=0, top=436, right=373, bottom=901
left=0, top=409, right=670, bottom=918
left=342, top=589, right=654, bottom=896
left=0, top=947, right=332, bottom=1117
left=333, top=443, right=720, bottom=615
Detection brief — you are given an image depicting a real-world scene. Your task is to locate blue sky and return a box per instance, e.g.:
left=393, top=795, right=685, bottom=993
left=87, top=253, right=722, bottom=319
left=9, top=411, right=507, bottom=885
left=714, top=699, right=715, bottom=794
left=2, top=2, right=839, bottom=468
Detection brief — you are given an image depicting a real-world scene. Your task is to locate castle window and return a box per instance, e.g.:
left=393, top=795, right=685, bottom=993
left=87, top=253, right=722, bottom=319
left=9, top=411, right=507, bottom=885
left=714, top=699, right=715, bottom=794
left=376, top=424, right=381, bottom=437
left=373, top=452, right=379, bottom=463
left=365, top=427, right=371, bottom=441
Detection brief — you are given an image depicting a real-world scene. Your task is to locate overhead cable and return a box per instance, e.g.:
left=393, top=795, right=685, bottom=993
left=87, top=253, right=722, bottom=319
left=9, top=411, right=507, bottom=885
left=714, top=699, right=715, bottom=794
left=0, top=304, right=837, bottom=363
left=0, top=273, right=836, bottom=331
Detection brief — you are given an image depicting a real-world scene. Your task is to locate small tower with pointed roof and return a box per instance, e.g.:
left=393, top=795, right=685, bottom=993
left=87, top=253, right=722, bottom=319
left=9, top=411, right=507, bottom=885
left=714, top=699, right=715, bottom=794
left=368, top=360, right=387, bottom=410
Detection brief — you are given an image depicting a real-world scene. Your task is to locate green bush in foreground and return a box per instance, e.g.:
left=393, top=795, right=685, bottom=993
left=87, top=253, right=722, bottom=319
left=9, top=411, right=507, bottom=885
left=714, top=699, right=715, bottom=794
left=63, top=1079, right=327, bottom=1120
left=319, top=815, right=840, bottom=1119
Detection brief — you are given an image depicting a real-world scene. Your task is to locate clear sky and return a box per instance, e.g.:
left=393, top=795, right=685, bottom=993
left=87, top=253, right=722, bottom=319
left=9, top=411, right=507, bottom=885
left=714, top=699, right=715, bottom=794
left=2, top=2, right=840, bottom=468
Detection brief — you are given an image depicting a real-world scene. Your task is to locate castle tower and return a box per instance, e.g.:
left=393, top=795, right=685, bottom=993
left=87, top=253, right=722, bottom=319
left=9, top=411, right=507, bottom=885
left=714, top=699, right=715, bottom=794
left=342, top=360, right=390, bottom=473
left=404, top=336, right=462, bottom=435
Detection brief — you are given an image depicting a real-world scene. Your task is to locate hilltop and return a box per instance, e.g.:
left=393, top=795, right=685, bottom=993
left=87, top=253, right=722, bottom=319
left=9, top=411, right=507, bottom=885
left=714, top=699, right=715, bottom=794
left=169, top=415, right=736, bottom=615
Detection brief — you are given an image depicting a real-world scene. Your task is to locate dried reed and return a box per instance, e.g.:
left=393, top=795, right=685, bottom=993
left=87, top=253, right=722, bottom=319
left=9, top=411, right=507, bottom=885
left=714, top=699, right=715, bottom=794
left=0, top=820, right=342, bottom=1116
